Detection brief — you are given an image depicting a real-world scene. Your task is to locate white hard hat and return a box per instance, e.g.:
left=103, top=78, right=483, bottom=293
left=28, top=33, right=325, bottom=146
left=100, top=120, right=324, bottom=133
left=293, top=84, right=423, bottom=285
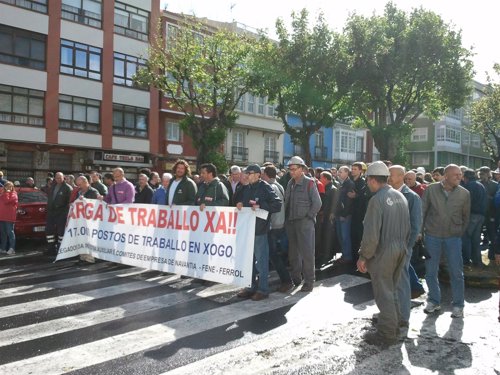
left=366, top=161, right=390, bottom=177
left=287, top=156, right=306, bottom=167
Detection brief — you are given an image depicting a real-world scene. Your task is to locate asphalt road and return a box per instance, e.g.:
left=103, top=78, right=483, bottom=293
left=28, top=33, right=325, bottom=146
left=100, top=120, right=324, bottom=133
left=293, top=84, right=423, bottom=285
left=0, top=241, right=498, bottom=375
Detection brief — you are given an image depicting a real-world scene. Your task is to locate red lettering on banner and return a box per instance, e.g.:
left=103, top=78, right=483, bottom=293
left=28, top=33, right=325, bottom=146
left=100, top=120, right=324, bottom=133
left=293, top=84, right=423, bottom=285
left=167, top=210, right=175, bottom=229
left=175, top=210, right=182, bottom=230
left=147, top=209, right=157, bottom=227
left=204, top=211, right=216, bottom=232
left=94, top=204, right=103, bottom=221
left=109, top=206, right=125, bottom=224
left=158, top=209, right=167, bottom=228
left=128, top=207, right=138, bottom=224
left=182, top=210, right=190, bottom=230
left=137, top=208, right=148, bottom=226
left=83, top=201, right=95, bottom=219
left=74, top=201, right=85, bottom=219
left=190, top=210, right=199, bottom=231
left=215, top=212, right=227, bottom=233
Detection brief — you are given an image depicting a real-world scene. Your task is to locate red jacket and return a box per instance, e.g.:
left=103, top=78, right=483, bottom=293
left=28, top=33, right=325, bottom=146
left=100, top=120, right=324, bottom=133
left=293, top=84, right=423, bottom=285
left=0, top=191, right=18, bottom=222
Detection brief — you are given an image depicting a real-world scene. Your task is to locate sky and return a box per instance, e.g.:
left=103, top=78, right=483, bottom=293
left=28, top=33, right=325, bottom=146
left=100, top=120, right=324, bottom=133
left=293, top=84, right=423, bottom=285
left=161, top=0, right=498, bottom=83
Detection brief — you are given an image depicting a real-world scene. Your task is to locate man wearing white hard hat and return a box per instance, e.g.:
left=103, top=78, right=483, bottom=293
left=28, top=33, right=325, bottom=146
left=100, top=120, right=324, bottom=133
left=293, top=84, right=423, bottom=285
left=284, top=156, right=322, bottom=292
left=357, top=161, right=410, bottom=346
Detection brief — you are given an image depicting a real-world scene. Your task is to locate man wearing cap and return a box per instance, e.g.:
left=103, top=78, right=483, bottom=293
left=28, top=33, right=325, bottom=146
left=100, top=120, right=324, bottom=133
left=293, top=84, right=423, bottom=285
left=357, top=161, right=410, bottom=346
left=236, top=164, right=282, bottom=301
left=284, top=156, right=322, bottom=292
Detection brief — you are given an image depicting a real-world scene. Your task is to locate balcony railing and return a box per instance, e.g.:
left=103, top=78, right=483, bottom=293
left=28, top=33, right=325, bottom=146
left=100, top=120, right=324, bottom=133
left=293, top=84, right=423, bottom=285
left=264, top=150, right=279, bottom=164
left=231, top=146, right=248, bottom=162
left=314, top=146, right=328, bottom=160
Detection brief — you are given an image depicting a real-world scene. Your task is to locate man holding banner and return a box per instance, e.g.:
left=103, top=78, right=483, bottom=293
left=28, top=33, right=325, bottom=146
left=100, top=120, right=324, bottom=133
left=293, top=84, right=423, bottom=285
left=236, top=164, right=282, bottom=301
left=166, top=159, right=197, bottom=206
left=195, top=163, right=230, bottom=209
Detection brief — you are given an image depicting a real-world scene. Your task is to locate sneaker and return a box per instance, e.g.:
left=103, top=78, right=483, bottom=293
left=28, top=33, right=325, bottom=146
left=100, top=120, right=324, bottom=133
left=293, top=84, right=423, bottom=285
left=0, top=249, right=7, bottom=254
left=451, top=307, right=464, bottom=318
left=7, top=249, right=15, bottom=255
left=424, top=302, right=441, bottom=313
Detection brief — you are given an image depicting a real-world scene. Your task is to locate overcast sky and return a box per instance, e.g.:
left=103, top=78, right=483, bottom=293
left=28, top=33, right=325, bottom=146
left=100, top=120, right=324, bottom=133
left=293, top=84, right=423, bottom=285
left=161, top=0, right=498, bottom=83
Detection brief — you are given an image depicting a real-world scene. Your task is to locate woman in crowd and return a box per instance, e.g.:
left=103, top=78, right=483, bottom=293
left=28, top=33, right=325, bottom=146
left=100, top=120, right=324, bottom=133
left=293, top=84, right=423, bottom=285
left=0, top=181, right=18, bottom=255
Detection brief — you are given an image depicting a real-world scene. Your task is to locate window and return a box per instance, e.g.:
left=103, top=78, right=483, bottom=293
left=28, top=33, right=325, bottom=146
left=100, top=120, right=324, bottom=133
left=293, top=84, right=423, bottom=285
left=258, top=97, right=265, bottom=115
left=264, top=135, right=278, bottom=162
left=60, top=39, right=102, bottom=80
left=472, top=135, right=481, bottom=148
left=232, top=131, right=244, bottom=148
left=114, top=1, right=149, bottom=42
left=112, top=104, right=148, bottom=138
left=59, top=94, right=100, bottom=132
left=267, top=102, right=276, bottom=117
left=236, top=91, right=245, bottom=111
left=0, top=84, right=44, bottom=126
left=166, top=121, right=181, bottom=142
left=246, top=94, right=254, bottom=113
left=335, top=129, right=356, bottom=153
left=114, top=52, right=147, bottom=88
left=315, top=131, right=324, bottom=147
left=437, top=125, right=461, bottom=144
left=0, top=25, right=46, bottom=70
left=232, top=131, right=247, bottom=161
left=61, top=0, right=102, bottom=28
left=411, top=127, right=428, bottom=142
left=0, top=0, right=47, bottom=13
left=412, top=153, right=430, bottom=166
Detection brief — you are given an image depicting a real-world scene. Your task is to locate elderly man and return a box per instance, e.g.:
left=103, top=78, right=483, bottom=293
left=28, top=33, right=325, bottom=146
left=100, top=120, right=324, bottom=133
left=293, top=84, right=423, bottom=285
left=103, top=168, right=135, bottom=204
left=422, top=164, right=470, bottom=318
left=90, top=171, right=107, bottom=196
left=284, top=156, right=322, bottom=292
left=404, top=170, right=426, bottom=198
left=357, top=161, right=410, bottom=346
left=75, top=175, right=99, bottom=264
left=224, top=165, right=241, bottom=205
left=388, top=165, right=423, bottom=327
left=151, top=173, right=172, bottom=204
left=134, top=173, right=154, bottom=204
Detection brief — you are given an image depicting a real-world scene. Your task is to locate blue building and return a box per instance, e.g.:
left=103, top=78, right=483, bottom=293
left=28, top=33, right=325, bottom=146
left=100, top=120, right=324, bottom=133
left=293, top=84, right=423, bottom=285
left=283, top=114, right=373, bottom=168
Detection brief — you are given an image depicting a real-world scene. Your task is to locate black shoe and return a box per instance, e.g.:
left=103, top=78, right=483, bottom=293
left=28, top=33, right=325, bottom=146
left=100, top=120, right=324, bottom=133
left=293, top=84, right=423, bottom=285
left=363, top=331, right=398, bottom=346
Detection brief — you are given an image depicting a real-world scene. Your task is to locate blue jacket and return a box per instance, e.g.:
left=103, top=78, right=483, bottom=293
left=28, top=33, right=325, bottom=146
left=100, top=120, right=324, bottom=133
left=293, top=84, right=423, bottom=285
left=238, top=179, right=282, bottom=235
left=464, top=179, right=487, bottom=216
left=151, top=186, right=167, bottom=205
left=401, top=184, right=422, bottom=249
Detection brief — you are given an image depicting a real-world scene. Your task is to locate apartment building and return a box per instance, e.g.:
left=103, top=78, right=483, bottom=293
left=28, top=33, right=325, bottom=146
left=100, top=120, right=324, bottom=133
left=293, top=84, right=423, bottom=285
left=0, top=0, right=160, bottom=184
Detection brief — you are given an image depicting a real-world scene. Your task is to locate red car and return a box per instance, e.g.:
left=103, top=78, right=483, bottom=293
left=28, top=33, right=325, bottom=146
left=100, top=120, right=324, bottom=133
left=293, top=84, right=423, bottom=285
left=14, top=187, right=47, bottom=238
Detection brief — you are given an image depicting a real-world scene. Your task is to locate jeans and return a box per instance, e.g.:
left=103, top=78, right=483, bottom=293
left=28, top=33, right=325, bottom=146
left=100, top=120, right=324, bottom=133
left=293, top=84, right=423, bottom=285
left=336, top=216, right=352, bottom=261
left=0, top=221, right=15, bottom=251
left=462, top=214, right=484, bottom=265
left=409, top=263, right=424, bottom=292
left=425, top=234, right=464, bottom=308
left=268, top=228, right=292, bottom=284
left=247, top=234, right=269, bottom=295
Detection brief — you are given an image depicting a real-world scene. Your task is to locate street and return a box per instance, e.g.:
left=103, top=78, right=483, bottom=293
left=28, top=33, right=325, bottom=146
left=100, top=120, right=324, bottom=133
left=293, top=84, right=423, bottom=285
left=0, top=241, right=498, bottom=375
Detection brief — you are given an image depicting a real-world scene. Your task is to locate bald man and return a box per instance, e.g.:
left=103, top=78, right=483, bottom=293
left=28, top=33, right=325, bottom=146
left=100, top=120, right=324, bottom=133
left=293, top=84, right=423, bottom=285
left=404, top=171, right=426, bottom=198
left=45, top=172, right=72, bottom=256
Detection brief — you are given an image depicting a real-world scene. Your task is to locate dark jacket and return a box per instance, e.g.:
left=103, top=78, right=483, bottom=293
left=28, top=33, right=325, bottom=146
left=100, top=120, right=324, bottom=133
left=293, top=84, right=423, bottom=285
left=135, top=184, right=154, bottom=204
left=223, top=179, right=240, bottom=206
left=91, top=181, right=108, bottom=196
left=196, top=177, right=229, bottom=207
left=47, top=182, right=73, bottom=216
left=77, top=187, right=99, bottom=200
left=166, top=176, right=197, bottom=205
left=464, top=179, right=487, bottom=216
left=351, top=176, right=368, bottom=222
left=335, top=177, right=355, bottom=217
left=401, top=184, right=422, bottom=249
left=238, top=179, right=282, bottom=235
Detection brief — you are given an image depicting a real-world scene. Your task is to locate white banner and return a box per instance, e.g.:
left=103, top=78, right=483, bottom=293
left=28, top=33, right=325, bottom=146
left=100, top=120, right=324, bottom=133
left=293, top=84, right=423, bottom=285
left=56, top=199, right=257, bottom=288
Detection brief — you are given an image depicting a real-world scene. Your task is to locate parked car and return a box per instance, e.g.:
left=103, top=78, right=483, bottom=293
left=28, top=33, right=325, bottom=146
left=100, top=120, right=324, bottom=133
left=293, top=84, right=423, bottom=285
left=14, top=187, right=47, bottom=238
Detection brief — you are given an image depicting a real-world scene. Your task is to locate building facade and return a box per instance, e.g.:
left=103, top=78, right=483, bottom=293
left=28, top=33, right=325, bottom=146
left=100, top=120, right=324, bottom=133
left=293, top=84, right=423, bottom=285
left=0, top=0, right=161, bottom=184
left=282, top=115, right=375, bottom=168
left=406, top=81, right=491, bottom=170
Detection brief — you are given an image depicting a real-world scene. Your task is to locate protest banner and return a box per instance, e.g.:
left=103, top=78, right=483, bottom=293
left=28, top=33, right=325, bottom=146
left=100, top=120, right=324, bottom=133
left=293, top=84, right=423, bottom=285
left=56, top=199, right=259, bottom=287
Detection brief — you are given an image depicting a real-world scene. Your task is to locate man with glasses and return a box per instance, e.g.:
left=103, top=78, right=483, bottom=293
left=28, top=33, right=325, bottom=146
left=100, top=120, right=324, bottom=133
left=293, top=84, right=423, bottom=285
left=284, top=156, right=322, bottom=292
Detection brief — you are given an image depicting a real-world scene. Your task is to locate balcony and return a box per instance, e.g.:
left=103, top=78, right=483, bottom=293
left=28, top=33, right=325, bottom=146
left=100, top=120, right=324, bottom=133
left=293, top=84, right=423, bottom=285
left=264, top=150, right=279, bottom=164
left=314, top=146, right=328, bottom=160
left=231, top=146, right=248, bottom=162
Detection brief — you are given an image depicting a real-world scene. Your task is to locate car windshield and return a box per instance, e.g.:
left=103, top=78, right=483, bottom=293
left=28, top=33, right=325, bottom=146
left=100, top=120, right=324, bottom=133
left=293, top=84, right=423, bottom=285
left=18, top=191, right=48, bottom=204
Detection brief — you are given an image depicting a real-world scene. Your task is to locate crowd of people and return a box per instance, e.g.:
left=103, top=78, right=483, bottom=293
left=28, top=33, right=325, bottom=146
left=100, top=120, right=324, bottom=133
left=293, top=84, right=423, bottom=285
left=1, top=156, right=500, bottom=341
